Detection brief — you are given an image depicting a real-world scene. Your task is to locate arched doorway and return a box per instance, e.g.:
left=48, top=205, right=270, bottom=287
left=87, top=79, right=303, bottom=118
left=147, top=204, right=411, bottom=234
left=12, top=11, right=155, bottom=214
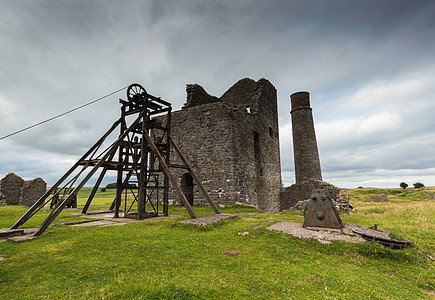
left=180, top=173, right=194, bottom=206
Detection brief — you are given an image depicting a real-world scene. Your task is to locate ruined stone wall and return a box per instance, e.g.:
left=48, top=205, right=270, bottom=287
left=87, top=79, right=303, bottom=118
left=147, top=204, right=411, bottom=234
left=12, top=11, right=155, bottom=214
left=183, top=84, right=220, bottom=109
left=168, top=102, right=239, bottom=206
left=162, top=78, right=281, bottom=212
left=21, top=178, right=47, bottom=207
left=0, top=173, right=24, bottom=205
left=0, top=173, right=46, bottom=207
left=225, top=79, right=281, bottom=212
left=255, top=79, right=281, bottom=212
left=0, top=192, right=6, bottom=206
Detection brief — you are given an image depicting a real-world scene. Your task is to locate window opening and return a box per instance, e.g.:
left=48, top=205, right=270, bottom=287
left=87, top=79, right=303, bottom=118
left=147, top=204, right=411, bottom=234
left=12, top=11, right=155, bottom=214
left=254, top=131, right=260, bottom=160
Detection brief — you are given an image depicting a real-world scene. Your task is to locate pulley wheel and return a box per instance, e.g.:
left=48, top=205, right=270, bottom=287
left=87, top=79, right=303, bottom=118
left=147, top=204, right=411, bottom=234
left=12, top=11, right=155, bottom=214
left=127, top=83, right=147, bottom=101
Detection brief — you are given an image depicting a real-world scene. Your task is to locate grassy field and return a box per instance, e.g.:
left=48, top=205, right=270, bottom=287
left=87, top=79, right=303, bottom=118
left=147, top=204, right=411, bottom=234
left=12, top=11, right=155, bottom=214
left=0, top=187, right=434, bottom=299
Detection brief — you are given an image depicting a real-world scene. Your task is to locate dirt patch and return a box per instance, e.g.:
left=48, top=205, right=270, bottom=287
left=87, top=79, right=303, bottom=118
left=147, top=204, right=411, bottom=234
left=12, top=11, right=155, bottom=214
left=8, top=235, right=36, bottom=242
left=223, top=249, right=239, bottom=255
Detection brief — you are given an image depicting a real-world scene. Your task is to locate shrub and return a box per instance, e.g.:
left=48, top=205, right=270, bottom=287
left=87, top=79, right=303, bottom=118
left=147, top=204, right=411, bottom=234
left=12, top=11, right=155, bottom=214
left=101, top=188, right=106, bottom=192
left=413, top=182, right=425, bottom=189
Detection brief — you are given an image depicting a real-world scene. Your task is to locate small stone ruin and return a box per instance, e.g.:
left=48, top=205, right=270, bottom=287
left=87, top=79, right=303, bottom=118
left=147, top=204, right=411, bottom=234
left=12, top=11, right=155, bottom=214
left=0, top=173, right=46, bottom=207
left=369, top=194, right=388, bottom=201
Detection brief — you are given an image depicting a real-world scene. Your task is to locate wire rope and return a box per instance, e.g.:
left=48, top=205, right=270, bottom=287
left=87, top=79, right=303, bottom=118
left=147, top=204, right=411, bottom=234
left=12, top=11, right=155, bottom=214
left=0, top=85, right=128, bottom=141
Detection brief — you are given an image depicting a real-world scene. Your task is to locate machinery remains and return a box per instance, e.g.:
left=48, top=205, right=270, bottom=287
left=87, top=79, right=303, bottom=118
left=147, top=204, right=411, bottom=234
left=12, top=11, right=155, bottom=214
left=303, top=189, right=342, bottom=229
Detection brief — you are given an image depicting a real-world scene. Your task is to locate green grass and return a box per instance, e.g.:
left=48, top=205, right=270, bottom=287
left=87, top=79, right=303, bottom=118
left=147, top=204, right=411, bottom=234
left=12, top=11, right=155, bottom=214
left=0, top=188, right=434, bottom=299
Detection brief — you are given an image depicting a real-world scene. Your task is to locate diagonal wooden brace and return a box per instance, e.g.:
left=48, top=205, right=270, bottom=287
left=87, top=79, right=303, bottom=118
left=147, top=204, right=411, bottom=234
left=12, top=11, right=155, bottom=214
left=142, top=131, right=198, bottom=219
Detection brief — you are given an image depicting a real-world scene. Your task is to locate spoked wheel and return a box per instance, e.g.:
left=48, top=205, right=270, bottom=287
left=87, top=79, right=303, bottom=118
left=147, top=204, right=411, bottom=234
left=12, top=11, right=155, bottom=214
left=127, top=84, right=147, bottom=101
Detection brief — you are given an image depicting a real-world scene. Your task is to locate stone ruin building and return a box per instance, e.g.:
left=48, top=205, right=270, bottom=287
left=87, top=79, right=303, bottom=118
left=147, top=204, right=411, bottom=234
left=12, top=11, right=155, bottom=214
left=0, top=172, right=46, bottom=207
left=162, top=78, right=282, bottom=212
left=161, top=80, right=338, bottom=213
left=281, top=92, right=339, bottom=210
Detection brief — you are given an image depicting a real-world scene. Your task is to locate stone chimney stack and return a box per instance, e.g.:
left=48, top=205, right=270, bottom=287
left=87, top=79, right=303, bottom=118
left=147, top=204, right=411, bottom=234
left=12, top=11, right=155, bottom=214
left=290, top=91, right=322, bottom=183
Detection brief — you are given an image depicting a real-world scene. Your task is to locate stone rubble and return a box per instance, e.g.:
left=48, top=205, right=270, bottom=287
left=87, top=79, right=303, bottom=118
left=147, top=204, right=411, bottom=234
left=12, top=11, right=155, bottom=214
left=369, top=194, right=388, bottom=201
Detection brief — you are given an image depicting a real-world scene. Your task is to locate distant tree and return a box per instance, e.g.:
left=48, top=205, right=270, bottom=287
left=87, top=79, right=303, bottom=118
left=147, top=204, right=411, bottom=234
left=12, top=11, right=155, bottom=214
left=400, top=182, right=408, bottom=190
left=101, top=188, right=106, bottom=192
left=357, top=186, right=364, bottom=189
left=413, top=182, right=425, bottom=189
left=105, top=183, right=137, bottom=189
left=106, top=183, right=117, bottom=189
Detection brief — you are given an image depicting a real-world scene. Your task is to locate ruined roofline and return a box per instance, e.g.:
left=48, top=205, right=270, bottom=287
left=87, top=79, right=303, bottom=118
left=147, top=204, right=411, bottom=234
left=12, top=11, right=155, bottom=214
left=220, top=78, right=276, bottom=106
left=182, top=78, right=276, bottom=110
left=183, top=84, right=220, bottom=109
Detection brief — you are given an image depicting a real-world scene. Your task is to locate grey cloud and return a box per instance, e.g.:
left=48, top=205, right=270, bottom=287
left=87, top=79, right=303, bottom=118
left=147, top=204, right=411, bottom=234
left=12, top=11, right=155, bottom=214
left=1, top=0, right=435, bottom=187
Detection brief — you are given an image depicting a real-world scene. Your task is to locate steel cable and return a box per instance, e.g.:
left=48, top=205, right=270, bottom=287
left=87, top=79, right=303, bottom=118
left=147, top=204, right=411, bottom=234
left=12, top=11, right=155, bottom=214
left=0, top=85, right=128, bottom=141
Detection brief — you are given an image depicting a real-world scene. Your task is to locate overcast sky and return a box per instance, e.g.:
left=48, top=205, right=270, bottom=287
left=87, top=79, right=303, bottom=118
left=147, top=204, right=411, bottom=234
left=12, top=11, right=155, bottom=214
left=1, top=0, right=435, bottom=188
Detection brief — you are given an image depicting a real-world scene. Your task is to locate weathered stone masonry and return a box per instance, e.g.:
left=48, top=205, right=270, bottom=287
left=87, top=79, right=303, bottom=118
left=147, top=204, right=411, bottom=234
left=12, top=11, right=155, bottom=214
left=0, top=172, right=46, bottom=207
left=290, top=91, right=322, bottom=183
left=161, top=78, right=282, bottom=212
